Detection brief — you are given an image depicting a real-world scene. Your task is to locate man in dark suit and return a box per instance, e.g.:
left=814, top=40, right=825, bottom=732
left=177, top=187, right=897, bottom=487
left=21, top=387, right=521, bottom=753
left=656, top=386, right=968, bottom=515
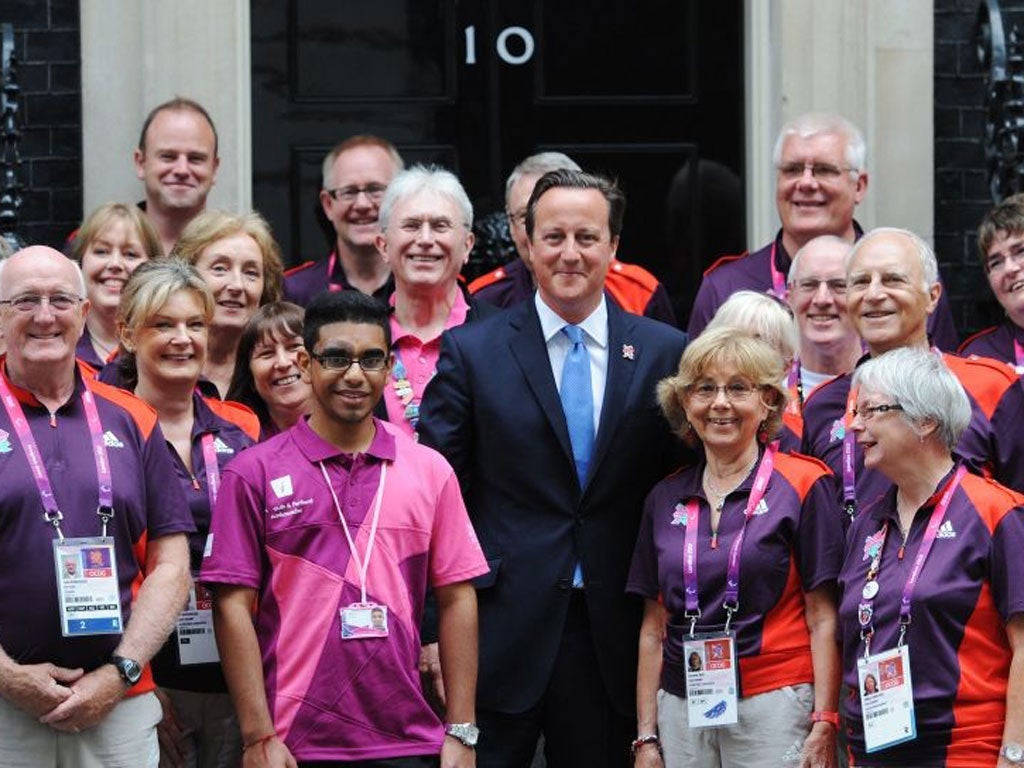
left=420, top=169, right=688, bottom=767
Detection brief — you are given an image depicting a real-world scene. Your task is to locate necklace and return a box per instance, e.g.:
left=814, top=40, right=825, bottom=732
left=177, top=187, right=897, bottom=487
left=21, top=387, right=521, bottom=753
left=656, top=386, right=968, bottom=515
left=703, top=452, right=759, bottom=548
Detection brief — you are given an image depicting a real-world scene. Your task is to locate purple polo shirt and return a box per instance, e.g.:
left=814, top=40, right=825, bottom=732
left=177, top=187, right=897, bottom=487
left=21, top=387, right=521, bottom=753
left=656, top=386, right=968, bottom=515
left=201, top=417, right=487, bottom=762
left=958, top=320, right=1024, bottom=370
left=801, top=354, right=1024, bottom=516
left=384, top=291, right=469, bottom=438
left=626, top=450, right=844, bottom=698
left=151, top=393, right=258, bottom=694
left=75, top=326, right=106, bottom=370
left=838, top=470, right=1024, bottom=766
left=0, top=364, right=193, bottom=673
left=282, top=251, right=395, bottom=307
left=687, top=228, right=960, bottom=352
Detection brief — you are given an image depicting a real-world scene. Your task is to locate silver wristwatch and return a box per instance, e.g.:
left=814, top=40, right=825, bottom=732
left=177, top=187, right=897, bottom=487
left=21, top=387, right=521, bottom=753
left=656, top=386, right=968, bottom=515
left=444, top=722, right=480, bottom=748
left=1002, top=743, right=1024, bottom=764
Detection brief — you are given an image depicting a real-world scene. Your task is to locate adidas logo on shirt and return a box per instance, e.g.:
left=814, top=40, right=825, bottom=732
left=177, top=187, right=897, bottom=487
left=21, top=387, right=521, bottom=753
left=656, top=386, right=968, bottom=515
left=103, top=431, right=124, bottom=448
left=213, top=437, right=234, bottom=455
left=936, top=519, right=956, bottom=539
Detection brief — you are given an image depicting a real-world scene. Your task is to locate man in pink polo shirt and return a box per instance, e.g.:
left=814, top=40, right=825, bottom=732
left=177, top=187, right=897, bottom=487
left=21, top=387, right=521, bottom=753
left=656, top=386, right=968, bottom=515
left=374, top=165, right=495, bottom=439
left=202, top=290, right=487, bottom=766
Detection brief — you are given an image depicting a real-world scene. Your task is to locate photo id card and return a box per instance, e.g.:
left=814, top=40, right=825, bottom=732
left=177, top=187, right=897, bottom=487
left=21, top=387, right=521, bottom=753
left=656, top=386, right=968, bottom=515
left=53, top=537, right=123, bottom=637
left=340, top=602, right=389, bottom=640
left=176, top=579, right=219, bottom=665
left=684, top=632, right=738, bottom=728
left=858, top=644, right=916, bottom=753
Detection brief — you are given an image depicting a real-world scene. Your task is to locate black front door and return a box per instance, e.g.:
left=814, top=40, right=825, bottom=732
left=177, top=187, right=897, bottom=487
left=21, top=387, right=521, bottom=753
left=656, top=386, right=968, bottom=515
left=251, top=0, right=745, bottom=321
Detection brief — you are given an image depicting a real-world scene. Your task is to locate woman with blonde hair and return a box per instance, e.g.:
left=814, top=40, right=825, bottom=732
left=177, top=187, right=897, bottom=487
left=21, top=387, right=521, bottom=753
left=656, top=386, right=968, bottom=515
left=173, top=210, right=283, bottom=396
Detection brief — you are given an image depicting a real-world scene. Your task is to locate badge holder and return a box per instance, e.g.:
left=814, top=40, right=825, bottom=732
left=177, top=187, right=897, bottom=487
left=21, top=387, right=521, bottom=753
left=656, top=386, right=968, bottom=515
left=684, top=604, right=739, bottom=728
left=341, top=602, right=389, bottom=639
left=176, top=575, right=220, bottom=665
left=53, top=532, right=123, bottom=637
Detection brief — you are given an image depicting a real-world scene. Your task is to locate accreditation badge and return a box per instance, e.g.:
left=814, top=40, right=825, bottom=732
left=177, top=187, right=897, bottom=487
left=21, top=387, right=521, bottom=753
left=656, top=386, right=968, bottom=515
left=683, top=632, right=738, bottom=727
left=340, top=602, right=389, bottom=640
left=53, top=537, right=124, bottom=637
left=176, top=577, right=220, bottom=665
left=858, top=645, right=916, bottom=753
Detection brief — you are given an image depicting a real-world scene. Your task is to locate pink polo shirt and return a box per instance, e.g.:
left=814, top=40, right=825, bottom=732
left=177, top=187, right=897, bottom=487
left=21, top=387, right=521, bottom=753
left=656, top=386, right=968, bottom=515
left=385, top=291, right=469, bottom=438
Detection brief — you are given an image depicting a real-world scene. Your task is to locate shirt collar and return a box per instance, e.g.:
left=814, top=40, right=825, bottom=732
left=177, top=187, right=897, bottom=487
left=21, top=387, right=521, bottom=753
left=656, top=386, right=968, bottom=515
left=866, top=463, right=960, bottom=523
left=534, top=292, right=608, bottom=349
left=192, top=392, right=224, bottom=438
left=291, top=415, right=397, bottom=464
left=1, top=356, right=87, bottom=409
left=389, top=288, right=470, bottom=343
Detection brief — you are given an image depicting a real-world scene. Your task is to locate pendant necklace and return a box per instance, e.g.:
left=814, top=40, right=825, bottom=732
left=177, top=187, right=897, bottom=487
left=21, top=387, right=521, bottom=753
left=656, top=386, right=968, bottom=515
left=703, top=452, right=759, bottom=549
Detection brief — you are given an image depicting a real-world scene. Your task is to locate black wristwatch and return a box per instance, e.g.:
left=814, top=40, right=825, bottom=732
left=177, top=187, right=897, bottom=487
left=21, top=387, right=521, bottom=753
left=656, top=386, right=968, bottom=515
left=110, top=654, right=142, bottom=687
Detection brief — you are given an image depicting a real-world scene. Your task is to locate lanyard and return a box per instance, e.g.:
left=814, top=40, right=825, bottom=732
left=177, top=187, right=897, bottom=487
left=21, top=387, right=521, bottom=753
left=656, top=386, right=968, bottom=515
left=1014, top=338, right=1024, bottom=371
left=320, top=460, right=387, bottom=604
left=859, top=465, right=965, bottom=657
left=0, top=373, right=114, bottom=541
left=841, top=387, right=858, bottom=521
left=682, top=445, right=776, bottom=636
left=786, top=358, right=803, bottom=415
left=199, top=433, right=220, bottom=506
left=767, top=242, right=789, bottom=301
left=326, top=251, right=345, bottom=293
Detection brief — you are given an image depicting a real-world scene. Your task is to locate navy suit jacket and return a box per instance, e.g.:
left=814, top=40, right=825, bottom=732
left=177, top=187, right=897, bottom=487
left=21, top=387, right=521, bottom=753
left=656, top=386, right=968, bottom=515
left=419, top=297, right=688, bottom=715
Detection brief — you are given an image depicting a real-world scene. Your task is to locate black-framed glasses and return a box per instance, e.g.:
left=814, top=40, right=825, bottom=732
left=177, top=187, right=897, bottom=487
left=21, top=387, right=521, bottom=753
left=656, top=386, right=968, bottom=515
left=0, top=293, right=84, bottom=313
left=325, top=184, right=387, bottom=203
left=776, top=162, right=856, bottom=181
left=852, top=403, right=904, bottom=420
left=310, top=350, right=388, bottom=372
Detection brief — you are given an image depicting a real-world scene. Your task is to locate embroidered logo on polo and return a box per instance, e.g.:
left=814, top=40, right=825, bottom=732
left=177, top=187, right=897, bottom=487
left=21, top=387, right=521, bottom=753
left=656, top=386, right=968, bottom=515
left=103, top=431, right=124, bottom=448
left=213, top=437, right=234, bottom=455
left=935, top=519, right=956, bottom=539
left=671, top=502, right=688, bottom=526
left=829, top=419, right=845, bottom=442
left=270, top=475, right=293, bottom=498
left=752, top=498, right=769, bottom=516
left=0, top=428, right=11, bottom=454
left=863, top=527, right=885, bottom=561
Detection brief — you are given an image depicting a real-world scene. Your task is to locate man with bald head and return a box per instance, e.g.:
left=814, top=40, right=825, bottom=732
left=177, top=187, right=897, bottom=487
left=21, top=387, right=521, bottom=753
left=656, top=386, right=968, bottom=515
left=800, top=228, right=1024, bottom=523
left=0, top=247, right=192, bottom=767
left=782, top=235, right=863, bottom=444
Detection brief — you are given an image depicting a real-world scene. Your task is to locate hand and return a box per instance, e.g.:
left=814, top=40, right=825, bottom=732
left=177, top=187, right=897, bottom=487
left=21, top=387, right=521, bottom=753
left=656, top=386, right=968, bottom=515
left=154, top=688, right=189, bottom=767
left=633, top=741, right=664, bottom=768
left=0, top=660, right=83, bottom=718
left=440, top=735, right=475, bottom=768
left=39, top=665, right=125, bottom=732
left=799, top=722, right=837, bottom=768
left=241, top=735, right=297, bottom=768
left=419, top=643, right=445, bottom=708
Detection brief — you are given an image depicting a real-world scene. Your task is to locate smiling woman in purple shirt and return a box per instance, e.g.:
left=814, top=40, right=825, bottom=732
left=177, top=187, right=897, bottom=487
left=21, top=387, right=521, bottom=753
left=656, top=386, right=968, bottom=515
left=839, top=347, right=1024, bottom=767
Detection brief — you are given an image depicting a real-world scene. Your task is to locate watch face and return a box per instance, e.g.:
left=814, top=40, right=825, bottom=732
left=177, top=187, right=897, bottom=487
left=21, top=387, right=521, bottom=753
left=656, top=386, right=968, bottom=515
left=1006, top=744, right=1024, bottom=762
left=113, top=656, right=142, bottom=685
left=446, top=723, right=479, bottom=747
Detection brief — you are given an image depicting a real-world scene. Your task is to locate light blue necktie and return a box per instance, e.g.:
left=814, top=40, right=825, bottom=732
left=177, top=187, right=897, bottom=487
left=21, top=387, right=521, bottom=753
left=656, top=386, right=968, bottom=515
left=560, top=325, right=593, bottom=588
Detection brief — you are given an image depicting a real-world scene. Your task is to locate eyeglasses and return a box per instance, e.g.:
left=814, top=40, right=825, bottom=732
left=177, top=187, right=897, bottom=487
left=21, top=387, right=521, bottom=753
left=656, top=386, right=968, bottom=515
left=776, top=162, right=857, bottom=181
left=985, top=246, right=1024, bottom=274
left=686, top=381, right=758, bottom=402
left=397, top=217, right=460, bottom=235
left=310, top=350, right=388, bottom=372
left=325, top=184, right=387, bottom=203
left=792, top=277, right=848, bottom=296
left=852, top=403, right=904, bottom=420
left=0, top=293, right=84, bottom=313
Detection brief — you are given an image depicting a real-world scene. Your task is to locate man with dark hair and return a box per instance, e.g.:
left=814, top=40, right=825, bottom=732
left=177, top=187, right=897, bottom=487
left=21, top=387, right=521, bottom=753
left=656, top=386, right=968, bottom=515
left=133, top=97, right=220, bottom=256
left=284, top=135, right=404, bottom=306
left=205, top=290, right=487, bottom=767
left=421, top=169, right=687, bottom=767
left=469, top=152, right=677, bottom=326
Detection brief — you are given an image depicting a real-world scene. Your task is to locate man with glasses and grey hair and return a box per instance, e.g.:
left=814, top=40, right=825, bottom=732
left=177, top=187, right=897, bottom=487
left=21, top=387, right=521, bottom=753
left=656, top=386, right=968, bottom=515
left=688, top=112, right=958, bottom=351
left=284, top=135, right=404, bottom=306
left=469, top=152, right=677, bottom=326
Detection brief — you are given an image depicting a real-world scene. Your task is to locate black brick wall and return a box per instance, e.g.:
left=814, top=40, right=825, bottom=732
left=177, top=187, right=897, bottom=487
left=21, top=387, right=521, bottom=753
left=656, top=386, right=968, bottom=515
left=935, top=0, right=1024, bottom=337
left=0, top=0, right=81, bottom=248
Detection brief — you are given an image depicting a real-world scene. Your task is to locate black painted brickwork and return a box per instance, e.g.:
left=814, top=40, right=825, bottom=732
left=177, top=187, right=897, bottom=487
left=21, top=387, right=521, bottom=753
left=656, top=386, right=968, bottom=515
left=0, top=0, right=81, bottom=248
left=935, top=0, right=1024, bottom=336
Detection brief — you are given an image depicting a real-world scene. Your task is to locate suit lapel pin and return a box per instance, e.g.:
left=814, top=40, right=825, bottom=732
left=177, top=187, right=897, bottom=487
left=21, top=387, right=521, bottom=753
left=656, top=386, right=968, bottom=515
left=622, top=344, right=635, bottom=360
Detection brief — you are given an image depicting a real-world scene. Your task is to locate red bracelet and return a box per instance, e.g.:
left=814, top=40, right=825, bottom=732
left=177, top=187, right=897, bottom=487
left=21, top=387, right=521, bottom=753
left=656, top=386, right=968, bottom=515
left=242, top=733, right=277, bottom=752
left=810, top=711, right=840, bottom=727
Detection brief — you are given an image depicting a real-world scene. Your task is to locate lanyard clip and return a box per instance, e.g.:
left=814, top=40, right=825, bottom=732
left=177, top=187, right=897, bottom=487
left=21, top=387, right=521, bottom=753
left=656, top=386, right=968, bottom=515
left=844, top=499, right=856, bottom=522
left=897, top=616, right=911, bottom=647
left=43, top=508, right=64, bottom=541
left=684, top=609, right=700, bottom=638
left=96, top=506, right=113, bottom=539
left=722, top=600, right=739, bottom=634
left=861, top=629, right=872, bottom=660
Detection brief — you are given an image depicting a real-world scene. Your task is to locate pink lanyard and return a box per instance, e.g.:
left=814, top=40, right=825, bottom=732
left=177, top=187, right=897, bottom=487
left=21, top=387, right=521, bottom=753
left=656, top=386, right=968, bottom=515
left=0, top=373, right=114, bottom=540
left=199, top=433, right=220, bottom=506
left=682, top=445, right=776, bottom=635
left=858, top=465, right=966, bottom=656
left=767, top=242, right=788, bottom=301
left=327, top=251, right=344, bottom=293
left=1014, top=338, right=1024, bottom=369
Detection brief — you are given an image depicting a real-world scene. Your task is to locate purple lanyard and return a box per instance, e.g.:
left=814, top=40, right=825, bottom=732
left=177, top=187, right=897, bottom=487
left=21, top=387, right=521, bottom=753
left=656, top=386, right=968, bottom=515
left=199, top=433, right=220, bottom=506
left=859, top=465, right=966, bottom=656
left=0, top=372, right=114, bottom=540
left=767, top=242, right=788, bottom=301
left=1014, top=338, right=1024, bottom=370
left=841, top=387, right=858, bottom=520
left=682, top=446, right=776, bottom=635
